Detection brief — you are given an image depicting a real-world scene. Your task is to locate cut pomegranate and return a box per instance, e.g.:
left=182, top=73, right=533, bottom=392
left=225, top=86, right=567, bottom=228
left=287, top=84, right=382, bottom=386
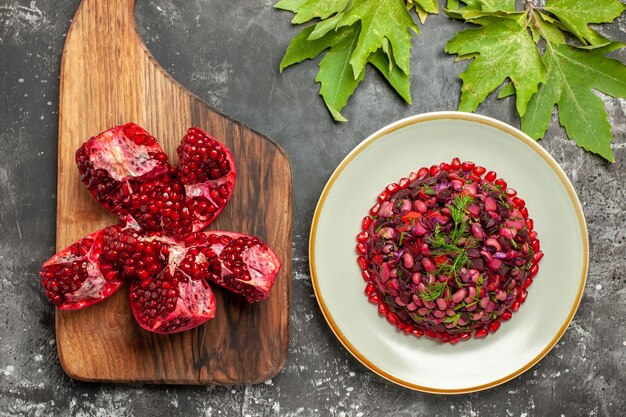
left=182, top=231, right=282, bottom=302
left=76, top=124, right=236, bottom=238
left=40, top=227, right=125, bottom=310
left=40, top=123, right=281, bottom=334
left=357, top=158, right=542, bottom=344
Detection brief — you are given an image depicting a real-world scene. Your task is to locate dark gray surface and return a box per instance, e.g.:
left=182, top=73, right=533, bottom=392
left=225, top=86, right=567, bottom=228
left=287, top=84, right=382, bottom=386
left=1, top=0, right=625, bottom=415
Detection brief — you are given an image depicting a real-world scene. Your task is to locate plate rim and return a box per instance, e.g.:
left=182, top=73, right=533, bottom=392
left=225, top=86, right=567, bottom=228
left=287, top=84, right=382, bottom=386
left=308, top=111, right=589, bottom=394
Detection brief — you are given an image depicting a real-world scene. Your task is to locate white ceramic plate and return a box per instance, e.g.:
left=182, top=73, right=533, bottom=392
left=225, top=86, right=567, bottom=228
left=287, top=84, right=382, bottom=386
left=309, top=112, right=588, bottom=394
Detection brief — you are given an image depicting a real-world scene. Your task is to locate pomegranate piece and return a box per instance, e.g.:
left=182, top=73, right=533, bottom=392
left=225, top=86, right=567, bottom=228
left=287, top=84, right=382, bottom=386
left=182, top=231, right=282, bottom=302
left=75, top=123, right=170, bottom=214
left=177, top=128, right=237, bottom=231
left=76, top=124, right=236, bottom=238
left=129, top=268, right=216, bottom=334
left=39, top=227, right=125, bottom=310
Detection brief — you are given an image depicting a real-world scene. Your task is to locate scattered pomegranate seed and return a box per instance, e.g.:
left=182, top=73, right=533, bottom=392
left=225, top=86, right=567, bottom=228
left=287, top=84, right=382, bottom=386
left=485, top=171, right=497, bottom=182
left=472, top=166, right=486, bottom=176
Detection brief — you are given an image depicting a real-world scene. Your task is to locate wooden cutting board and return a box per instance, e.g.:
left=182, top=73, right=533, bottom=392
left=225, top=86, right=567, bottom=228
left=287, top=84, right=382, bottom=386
left=55, top=0, right=292, bottom=384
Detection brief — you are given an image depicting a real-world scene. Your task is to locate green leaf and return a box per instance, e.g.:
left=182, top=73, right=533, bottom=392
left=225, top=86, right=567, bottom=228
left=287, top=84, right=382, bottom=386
left=338, top=0, right=419, bottom=78
left=369, top=49, right=412, bottom=104
left=529, top=9, right=566, bottom=44
left=275, top=0, right=309, bottom=12
left=315, top=26, right=366, bottom=121
left=308, top=13, right=345, bottom=40
left=445, top=16, right=546, bottom=116
left=498, top=81, right=515, bottom=98
left=279, top=0, right=350, bottom=24
left=521, top=43, right=626, bottom=162
left=479, top=0, right=515, bottom=12
left=414, top=0, right=439, bottom=14
left=280, top=25, right=346, bottom=71
left=544, top=0, right=625, bottom=47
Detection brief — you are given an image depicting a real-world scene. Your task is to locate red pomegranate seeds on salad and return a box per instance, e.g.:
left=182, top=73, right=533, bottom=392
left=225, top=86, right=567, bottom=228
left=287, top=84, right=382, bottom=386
left=356, top=158, right=542, bottom=344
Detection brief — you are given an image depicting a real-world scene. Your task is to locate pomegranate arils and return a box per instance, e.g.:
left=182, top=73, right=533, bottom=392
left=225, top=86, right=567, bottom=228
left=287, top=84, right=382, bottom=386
left=357, top=158, right=542, bottom=344
left=40, top=227, right=125, bottom=310
left=129, top=268, right=216, bottom=334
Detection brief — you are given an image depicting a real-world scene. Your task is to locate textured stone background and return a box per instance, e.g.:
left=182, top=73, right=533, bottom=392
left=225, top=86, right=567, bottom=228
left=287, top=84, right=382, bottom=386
left=0, top=0, right=625, bottom=416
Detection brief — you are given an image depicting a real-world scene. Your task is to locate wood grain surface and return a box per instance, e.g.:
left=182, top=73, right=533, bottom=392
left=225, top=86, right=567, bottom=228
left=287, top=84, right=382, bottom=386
left=56, top=0, right=292, bottom=384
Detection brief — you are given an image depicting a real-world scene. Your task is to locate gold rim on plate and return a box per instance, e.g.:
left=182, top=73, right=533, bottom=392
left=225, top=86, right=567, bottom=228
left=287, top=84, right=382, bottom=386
left=308, top=111, right=589, bottom=394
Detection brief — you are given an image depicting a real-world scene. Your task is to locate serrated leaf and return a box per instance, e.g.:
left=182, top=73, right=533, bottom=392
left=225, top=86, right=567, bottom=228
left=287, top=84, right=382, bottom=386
left=445, top=16, right=546, bottom=116
left=414, top=4, right=430, bottom=23
left=521, top=43, right=626, bottom=162
left=338, top=0, right=419, bottom=78
left=543, top=0, right=624, bottom=47
left=479, top=0, right=515, bottom=12
left=369, top=49, right=412, bottom=104
left=414, top=0, right=439, bottom=14
left=308, top=13, right=345, bottom=40
left=280, top=0, right=350, bottom=24
left=530, top=9, right=566, bottom=44
left=275, top=0, right=309, bottom=12
left=280, top=25, right=346, bottom=71
left=315, top=26, right=365, bottom=121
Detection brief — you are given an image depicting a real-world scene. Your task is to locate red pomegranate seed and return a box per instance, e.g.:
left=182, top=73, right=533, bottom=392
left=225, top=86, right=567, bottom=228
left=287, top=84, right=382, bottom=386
left=361, top=270, right=371, bottom=282
left=357, top=231, right=369, bottom=243
left=399, top=178, right=410, bottom=189
left=529, top=263, right=539, bottom=277
left=438, top=332, right=451, bottom=343
left=368, top=294, right=381, bottom=304
left=369, top=203, right=380, bottom=216
left=531, top=238, right=540, bottom=252
left=474, top=328, right=489, bottom=338
left=440, top=162, right=451, bottom=172
left=356, top=243, right=366, bottom=255
left=520, top=207, right=529, bottom=218
left=512, top=197, right=526, bottom=208
left=472, top=166, right=486, bottom=176
left=403, top=324, right=414, bottom=334
left=362, top=216, right=372, bottom=231
left=386, top=183, right=400, bottom=194
left=377, top=190, right=389, bottom=203
left=412, top=327, right=425, bottom=337
left=429, top=165, right=440, bottom=176
left=505, top=188, right=517, bottom=198
left=533, top=250, right=544, bottom=263
left=501, top=310, right=513, bottom=321
left=378, top=303, right=389, bottom=315
left=518, top=289, right=528, bottom=303
left=485, top=171, right=497, bottom=182
left=495, top=178, right=507, bottom=189
left=488, top=320, right=501, bottom=333
left=511, top=301, right=521, bottom=312
left=461, top=161, right=475, bottom=171
left=526, top=218, right=534, bottom=230
left=530, top=230, right=538, bottom=239
left=523, top=277, right=533, bottom=290
left=396, top=321, right=407, bottom=331
left=459, top=332, right=471, bottom=340
left=425, top=329, right=437, bottom=339
left=451, top=157, right=461, bottom=170
left=417, top=167, right=428, bottom=178
left=357, top=256, right=367, bottom=270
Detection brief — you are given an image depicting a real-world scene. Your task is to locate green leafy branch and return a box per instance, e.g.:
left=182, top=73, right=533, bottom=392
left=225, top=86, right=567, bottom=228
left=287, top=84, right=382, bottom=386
left=445, top=0, right=626, bottom=162
left=275, top=0, right=437, bottom=121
